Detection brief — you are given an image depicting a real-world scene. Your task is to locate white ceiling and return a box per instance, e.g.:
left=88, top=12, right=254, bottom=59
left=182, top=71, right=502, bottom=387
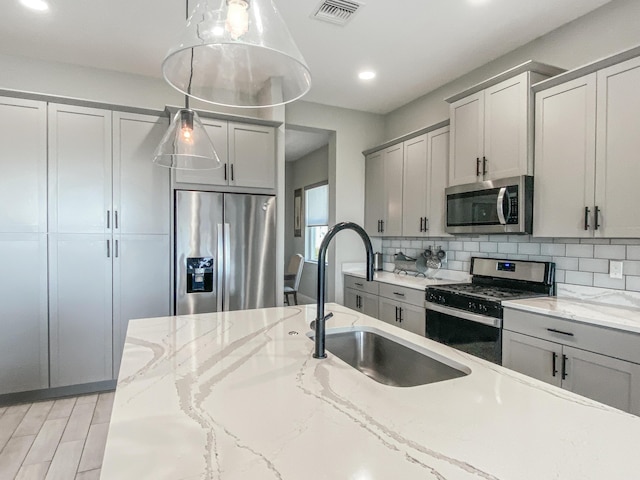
left=0, top=0, right=612, bottom=114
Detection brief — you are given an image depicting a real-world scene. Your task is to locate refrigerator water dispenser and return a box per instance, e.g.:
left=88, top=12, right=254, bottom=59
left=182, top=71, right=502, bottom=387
left=186, top=257, right=214, bottom=293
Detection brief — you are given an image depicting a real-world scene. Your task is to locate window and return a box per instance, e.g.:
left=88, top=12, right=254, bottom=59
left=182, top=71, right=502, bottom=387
left=305, top=183, right=329, bottom=262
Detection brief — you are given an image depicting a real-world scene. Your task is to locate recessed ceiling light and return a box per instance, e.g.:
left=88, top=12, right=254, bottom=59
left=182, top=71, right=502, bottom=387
left=359, top=71, right=376, bottom=81
left=20, top=0, right=49, bottom=11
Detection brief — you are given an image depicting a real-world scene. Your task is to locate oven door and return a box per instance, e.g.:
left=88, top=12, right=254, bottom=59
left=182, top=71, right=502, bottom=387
left=425, top=302, right=502, bottom=364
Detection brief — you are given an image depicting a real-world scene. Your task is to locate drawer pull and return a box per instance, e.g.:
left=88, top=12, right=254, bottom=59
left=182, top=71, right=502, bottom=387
left=354, top=282, right=364, bottom=287
left=393, top=292, right=405, bottom=297
left=547, top=328, right=574, bottom=337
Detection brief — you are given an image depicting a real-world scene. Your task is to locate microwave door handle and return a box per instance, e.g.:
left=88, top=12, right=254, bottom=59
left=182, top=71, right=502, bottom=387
left=497, top=187, right=509, bottom=225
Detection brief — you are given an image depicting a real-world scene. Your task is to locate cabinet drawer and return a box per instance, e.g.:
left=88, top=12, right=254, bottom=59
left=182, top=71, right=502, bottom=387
left=378, top=283, right=424, bottom=307
left=344, top=274, right=379, bottom=295
left=503, top=308, right=640, bottom=365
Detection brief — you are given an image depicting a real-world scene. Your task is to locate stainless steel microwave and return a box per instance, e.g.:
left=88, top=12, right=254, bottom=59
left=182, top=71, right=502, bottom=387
left=445, top=175, right=533, bottom=234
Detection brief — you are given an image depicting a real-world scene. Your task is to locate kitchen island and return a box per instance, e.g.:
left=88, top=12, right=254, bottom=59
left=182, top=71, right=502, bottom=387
left=101, top=304, right=640, bottom=479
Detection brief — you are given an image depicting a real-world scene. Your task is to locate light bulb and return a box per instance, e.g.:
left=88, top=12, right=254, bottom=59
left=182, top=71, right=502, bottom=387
left=179, top=110, right=195, bottom=145
left=226, top=0, right=249, bottom=40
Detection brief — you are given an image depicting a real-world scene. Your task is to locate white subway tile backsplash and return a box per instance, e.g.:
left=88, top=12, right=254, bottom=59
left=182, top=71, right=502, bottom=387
left=381, top=236, right=640, bottom=292
left=498, top=243, right=518, bottom=254
left=541, top=243, right=566, bottom=256
left=593, top=273, right=626, bottom=290
left=565, top=244, right=594, bottom=258
left=565, top=271, right=594, bottom=286
left=518, top=243, right=541, bottom=255
left=449, top=241, right=463, bottom=251
left=456, top=251, right=472, bottom=262
left=463, top=241, right=479, bottom=252
left=528, top=255, right=553, bottom=262
left=480, top=242, right=498, bottom=253
left=553, top=256, right=579, bottom=270
left=594, top=244, right=625, bottom=260
left=578, top=258, right=609, bottom=273
left=628, top=246, right=640, bottom=260
left=579, top=238, right=610, bottom=245
left=624, top=261, right=640, bottom=276
left=626, top=276, right=640, bottom=292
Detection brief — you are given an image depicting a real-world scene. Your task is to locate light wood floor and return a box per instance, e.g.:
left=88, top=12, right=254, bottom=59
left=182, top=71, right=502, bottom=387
left=0, top=391, right=114, bottom=480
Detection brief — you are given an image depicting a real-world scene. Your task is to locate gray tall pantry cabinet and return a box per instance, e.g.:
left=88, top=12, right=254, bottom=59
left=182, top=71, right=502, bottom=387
left=0, top=98, right=171, bottom=396
left=0, top=98, right=48, bottom=395
left=48, top=105, right=170, bottom=387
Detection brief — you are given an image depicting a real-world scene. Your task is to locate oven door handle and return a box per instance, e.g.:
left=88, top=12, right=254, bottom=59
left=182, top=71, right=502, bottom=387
left=496, top=187, right=509, bottom=225
left=425, top=302, right=502, bottom=328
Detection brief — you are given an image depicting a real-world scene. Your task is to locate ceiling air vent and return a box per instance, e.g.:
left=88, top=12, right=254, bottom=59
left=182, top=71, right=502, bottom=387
left=311, top=0, right=363, bottom=26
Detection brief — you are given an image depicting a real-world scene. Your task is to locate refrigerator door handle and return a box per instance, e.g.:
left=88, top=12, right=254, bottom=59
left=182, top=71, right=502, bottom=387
left=217, top=224, right=224, bottom=312
left=224, top=223, right=231, bottom=311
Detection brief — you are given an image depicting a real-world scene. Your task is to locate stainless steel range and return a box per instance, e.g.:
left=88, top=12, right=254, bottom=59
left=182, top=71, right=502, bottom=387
left=425, top=257, right=555, bottom=364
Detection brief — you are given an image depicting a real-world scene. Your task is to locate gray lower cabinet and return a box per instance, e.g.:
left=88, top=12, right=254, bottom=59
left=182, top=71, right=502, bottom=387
left=378, top=298, right=425, bottom=336
left=344, top=288, right=379, bottom=318
left=112, top=234, right=170, bottom=376
left=0, top=233, right=49, bottom=394
left=503, top=309, right=640, bottom=415
left=49, top=234, right=113, bottom=388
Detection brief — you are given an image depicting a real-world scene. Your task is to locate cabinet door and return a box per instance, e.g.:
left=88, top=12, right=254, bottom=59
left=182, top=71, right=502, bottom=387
left=361, top=292, right=379, bottom=319
left=174, top=118, right=229, bottom=186
left=383, top=144, right=404, bottom=236
left=344, top=288, right=359, bottom=311
left=483, top=72, right=529, bottom=180
left=502, top=330, right=562, bottom=387
left=402, top=135, right=428, bottom=237
left=595, top=56, right=640, bottom=237
left=113, top=234, right=171, bottom=377
left=49, top=233, right=113, bottom=387
left=364, top=151, right=384, bottom=236
left=562, top=346, right=640, bottom=415
left=0, top=98, right=47, bottom=233
left=48, top=104, right=112, bottom=234
left=113, top=112, right=170, bottom=235
left=397, top=303, right=425, bottom=336
left=378, top=297, right=401, bottom=327
left=533, top=74, right=597, bottom=237
left=425, top=127, right=450, bottom=237
left=228, top=122, right=275, bottom=189
left=449, top=92, right=484, bottom=186
left=0, top=233, right=49, bottom=394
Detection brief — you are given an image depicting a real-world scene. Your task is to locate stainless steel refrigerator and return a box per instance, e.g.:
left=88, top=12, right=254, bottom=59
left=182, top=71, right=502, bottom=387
left=175, top=190, right=276, bottom=315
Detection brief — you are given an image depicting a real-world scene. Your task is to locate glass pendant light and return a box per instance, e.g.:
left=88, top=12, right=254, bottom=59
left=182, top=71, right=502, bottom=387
left=162, top=0, right=312, bottom=108
left=152, top=97, right=222, bottom=170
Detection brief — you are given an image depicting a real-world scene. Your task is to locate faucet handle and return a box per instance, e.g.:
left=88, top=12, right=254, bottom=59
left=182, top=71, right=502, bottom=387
left=324, top=312, right=334, bottom=321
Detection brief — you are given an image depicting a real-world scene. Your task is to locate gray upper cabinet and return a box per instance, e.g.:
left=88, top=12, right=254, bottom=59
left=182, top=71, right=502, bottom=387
left=0, top=98, right=47, bottom=233
left=594, top=56, right=640, bottom=237
left=449, top=73, right=531, bottom=186
left=402, top=127, right=450, bottom=237
left=48, top=104, right=112, bottom=234
left=533, top=74, right=597, bottom=237
left=174, top=118, right=229, bottom=186
left=113, top=112, right=170, bottom=235
left=364, top=144, right=403, bottom=237
left=175, top=120, right=275, bottom=190
left=534, top=54, right=640, bottom=237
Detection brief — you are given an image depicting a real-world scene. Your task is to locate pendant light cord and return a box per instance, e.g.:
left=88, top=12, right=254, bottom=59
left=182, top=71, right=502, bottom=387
left=186, top=0, right=195, bottom=101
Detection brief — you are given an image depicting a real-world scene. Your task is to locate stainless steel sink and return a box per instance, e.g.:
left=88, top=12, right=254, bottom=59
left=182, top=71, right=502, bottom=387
left=317, top=329, right=470, bottom=387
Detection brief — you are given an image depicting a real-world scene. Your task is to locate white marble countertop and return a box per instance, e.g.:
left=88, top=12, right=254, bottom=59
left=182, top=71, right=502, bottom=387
left=344, top=269, right=469, bottom=290
left=102, top=304, right=640, bottom=479
left=503, top=296, right=640, bottom=335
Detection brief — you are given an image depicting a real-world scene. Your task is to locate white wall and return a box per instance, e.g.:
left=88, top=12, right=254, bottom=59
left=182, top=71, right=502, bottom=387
left=285, top=145, right=329, bottom=300
left=285, top=101, right=385, bottom=304
left=384, top=0, right=640, bottom=139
